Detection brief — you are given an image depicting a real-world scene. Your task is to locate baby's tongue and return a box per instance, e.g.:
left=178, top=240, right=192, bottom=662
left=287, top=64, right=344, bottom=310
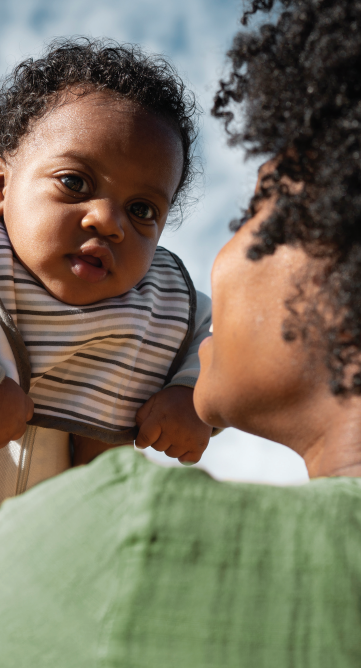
left=81, top=255, right=102, bottom=267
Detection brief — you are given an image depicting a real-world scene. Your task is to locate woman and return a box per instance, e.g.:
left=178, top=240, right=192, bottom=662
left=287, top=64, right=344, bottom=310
left=0, top=1, right=360, bottom=666
left=195, top=0, right=361, bottom=480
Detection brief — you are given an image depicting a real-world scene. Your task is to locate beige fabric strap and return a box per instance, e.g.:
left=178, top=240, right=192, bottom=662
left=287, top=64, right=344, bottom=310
left=0, top=426, right=70, bottom=502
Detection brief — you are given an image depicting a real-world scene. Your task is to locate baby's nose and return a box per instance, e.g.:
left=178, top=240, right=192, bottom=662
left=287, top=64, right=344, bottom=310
left=80, top=201, right=125, bottom=242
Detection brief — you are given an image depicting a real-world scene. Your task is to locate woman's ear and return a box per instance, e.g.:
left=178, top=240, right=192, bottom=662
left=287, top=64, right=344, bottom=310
left=0, top=158, right=8, bottom=217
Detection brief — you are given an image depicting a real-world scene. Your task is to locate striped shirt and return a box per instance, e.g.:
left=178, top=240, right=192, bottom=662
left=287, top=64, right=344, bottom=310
left=0, top=222, right=196, bottom=443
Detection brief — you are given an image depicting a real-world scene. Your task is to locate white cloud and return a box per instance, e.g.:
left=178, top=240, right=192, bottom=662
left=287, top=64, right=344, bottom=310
left=0, top=0, right=308, bottom=484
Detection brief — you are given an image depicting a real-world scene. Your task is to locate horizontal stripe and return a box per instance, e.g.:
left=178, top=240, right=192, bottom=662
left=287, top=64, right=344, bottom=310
left=30, top=353, right=170, bottom=378
left=32, top=380, right=161, bottom=407
left=40, top=374, right=148, bottom=401
left=72, top=354, right=167, bottom=379
left=26, top=344, right=174, bottom=367
left=31, top=364, right=164, bottom=391
left=149, top=263, right=183, bottom=270
left=136, top=281, right=189, bottom=295
left=23, top=333, right=179, bottom=353
left=0, top=275, right=18, bottom=282
left=33, top=404, right=130, bottom=430
left=31, top=382, right=144, bottom=410
left=31, top=394, right=138, bottom=426
left=16, top=305, right=188, bottom=322
left=15, top=291, right=189, bottom=308
left=14, top=278, right=44, bottom=287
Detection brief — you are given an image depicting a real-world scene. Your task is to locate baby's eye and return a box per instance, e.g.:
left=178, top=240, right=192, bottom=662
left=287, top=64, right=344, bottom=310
left=128, top=202, right=155, bottom=220
left=60, top=175, right=89, bottom=194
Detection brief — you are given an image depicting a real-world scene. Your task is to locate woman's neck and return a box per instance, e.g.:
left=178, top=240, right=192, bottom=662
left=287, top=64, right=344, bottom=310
left=302, top=396, right=361, bottom=478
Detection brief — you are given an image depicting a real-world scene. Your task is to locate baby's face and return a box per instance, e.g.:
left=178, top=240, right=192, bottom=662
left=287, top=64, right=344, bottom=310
left=0, top=92, right=183, bottom=304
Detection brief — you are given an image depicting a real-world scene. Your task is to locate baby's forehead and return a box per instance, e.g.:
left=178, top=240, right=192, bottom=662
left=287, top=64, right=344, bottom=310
left=19, top=92, right=182, bottom=158
left=31, top=93, right=129, bottom=137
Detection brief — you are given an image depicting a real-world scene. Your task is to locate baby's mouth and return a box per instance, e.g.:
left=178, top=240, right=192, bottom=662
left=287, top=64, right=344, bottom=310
left=81, top=255, right=103, bottom=268
left=69, top=253, right=108, bottom=283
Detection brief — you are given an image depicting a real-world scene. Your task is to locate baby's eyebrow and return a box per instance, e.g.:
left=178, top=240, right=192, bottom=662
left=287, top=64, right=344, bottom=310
left=48, top=149, right=98, bottom=164
left=143, top=185, right=172, bottom=205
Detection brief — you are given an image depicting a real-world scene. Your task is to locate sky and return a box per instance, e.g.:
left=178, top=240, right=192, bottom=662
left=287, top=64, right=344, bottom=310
left=0, top=0, right=309, bottom=484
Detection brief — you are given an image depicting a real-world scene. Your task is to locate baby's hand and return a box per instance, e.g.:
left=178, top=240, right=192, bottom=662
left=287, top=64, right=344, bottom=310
left=0, top=377, right=34, bottom=447
left=135, top=386, right=212, bottom=464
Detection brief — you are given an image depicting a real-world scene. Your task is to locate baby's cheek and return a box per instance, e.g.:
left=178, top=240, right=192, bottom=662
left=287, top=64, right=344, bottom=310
left=118, top=234, right=156, bottom=285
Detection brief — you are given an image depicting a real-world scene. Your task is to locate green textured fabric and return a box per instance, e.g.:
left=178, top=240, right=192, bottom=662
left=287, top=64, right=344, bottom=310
left=0, top=447, right=361, bottom=667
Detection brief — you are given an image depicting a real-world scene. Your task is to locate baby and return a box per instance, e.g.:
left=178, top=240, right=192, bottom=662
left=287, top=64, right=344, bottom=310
left=0, top=39, right=213, bottom=500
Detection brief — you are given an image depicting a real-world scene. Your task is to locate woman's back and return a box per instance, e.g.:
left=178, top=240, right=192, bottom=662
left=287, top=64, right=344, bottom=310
left=0, top=446, right=360, bottom=668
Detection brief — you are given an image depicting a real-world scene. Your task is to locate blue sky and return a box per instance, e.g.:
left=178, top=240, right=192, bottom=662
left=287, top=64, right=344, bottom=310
left=0, top=0, right=308, bottom=483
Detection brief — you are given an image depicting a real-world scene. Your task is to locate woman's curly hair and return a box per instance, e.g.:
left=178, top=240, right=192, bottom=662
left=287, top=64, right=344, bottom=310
left=0, top=37, right=199, bottom=221
left=213, top=0, right=361, bottom=395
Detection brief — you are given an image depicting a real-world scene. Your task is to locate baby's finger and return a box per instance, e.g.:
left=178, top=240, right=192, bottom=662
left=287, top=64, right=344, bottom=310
left=151, top=432, right=171, bottom=453
left=163, top=443, right=185, bottom=459
left=178, top=450, right=202, bottom=464
left=135, top=419, right=162, bottom=449
left=135, top=396, right=154, bottom=426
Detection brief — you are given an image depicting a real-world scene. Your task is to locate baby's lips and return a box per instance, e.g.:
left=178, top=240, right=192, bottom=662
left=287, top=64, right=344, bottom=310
left=78, top=242, right=114, bottom=272
left=80, top=254, right=103, bottom=268
left=69, top=254, right=108, bottom=283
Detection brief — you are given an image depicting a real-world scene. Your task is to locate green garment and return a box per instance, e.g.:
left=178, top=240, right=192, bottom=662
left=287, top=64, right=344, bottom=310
left=0, top=447, right=360, bottom=667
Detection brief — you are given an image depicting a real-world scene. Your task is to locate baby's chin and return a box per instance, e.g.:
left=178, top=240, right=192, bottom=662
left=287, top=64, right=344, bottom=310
left=30, top=272, right=124, bottom=306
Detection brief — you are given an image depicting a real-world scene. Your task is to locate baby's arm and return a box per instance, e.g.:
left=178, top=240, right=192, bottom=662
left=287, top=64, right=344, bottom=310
left=135, top=291, right=213, bottom=463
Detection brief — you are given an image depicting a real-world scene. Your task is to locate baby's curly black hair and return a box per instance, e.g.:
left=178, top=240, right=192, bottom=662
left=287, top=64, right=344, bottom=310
left=0, top=37, right=199, bottom=220
left=213, top=0, right=361, bottom=395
